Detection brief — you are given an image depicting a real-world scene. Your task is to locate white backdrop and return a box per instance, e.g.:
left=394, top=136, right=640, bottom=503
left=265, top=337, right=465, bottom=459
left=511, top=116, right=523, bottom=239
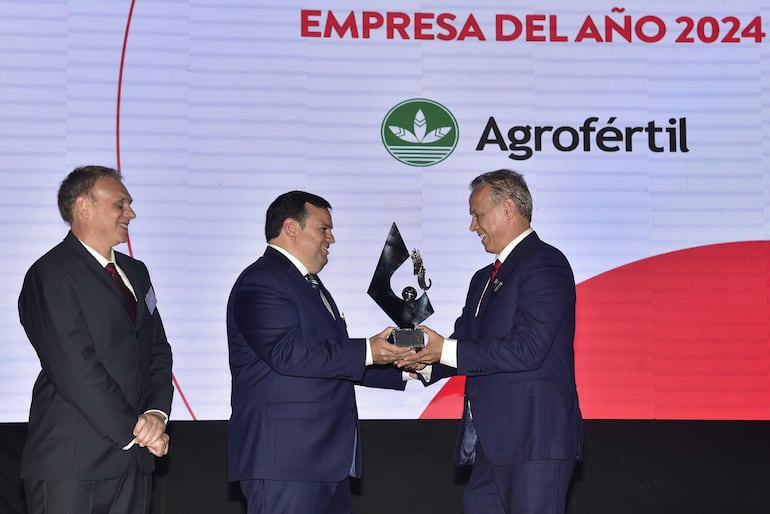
left=1, top=1, right=769, bottom=421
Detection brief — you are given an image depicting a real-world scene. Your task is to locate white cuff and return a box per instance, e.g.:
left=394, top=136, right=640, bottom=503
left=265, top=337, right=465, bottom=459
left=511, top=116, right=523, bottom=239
left=365, top=338, right=373, bottom=366
left=144, top=409, right=169, bottom=425
left=440, top=338, right=458, bottom=368
left=122, top=410, right=169, bottom=451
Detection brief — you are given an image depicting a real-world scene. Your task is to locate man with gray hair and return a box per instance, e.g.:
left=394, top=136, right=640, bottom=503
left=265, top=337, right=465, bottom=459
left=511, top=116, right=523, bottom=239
left=399, top=169, right=583, bottom=514
left=18, top=165, right=173, bottom=514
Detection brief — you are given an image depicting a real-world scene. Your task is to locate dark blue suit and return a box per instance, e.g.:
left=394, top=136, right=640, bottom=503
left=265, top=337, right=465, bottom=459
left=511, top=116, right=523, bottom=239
left=226, top=247, right=405, bottom=505
left=429, top=232, right=583, bottom=513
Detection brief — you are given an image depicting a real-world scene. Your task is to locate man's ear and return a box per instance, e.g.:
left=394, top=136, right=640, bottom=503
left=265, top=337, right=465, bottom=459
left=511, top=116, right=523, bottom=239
left=282, top=218, right=298, bottom=240
left=503, top=198, right=517, bottom=219
left=75, top=196, right=90, bottom=220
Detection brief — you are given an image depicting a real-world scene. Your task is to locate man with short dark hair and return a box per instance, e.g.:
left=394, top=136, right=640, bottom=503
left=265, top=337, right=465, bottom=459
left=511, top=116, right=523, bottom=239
left=19, top=165, right=174, bottom=514
left=227, top=190, right=414, bottom=514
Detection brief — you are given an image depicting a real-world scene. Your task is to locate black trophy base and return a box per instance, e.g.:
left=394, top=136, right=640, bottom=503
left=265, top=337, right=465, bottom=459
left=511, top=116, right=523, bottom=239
left=388, top=328, right=426, bottom=349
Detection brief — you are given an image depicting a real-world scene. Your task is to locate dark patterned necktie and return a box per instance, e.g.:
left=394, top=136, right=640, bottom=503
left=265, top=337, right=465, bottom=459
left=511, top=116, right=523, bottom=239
left=306, top=273, right=335, bottom=318
left=306, top=273, right=321, bottom=290
left=105, top=263, right=137, bottom=324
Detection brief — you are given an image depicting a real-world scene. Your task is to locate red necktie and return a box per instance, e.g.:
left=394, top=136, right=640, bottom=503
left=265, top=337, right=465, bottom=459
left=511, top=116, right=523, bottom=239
left=478, top=260, right=502, bottom=312
left=105, top=263, right=137, bottom=324
left=489, top=259, right=502, bottom=281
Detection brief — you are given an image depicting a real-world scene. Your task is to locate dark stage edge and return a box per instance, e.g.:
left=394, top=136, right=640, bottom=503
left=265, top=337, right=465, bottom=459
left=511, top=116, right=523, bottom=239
left=2, top=419, right=769, bottom=514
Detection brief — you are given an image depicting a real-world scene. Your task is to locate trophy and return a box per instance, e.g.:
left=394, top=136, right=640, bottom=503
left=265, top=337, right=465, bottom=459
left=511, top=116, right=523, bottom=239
left=367, top=223, right=433, bottom=348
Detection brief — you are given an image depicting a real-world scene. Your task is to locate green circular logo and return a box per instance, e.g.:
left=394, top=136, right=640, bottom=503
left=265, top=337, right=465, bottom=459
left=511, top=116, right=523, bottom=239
left=381, top=99, right=459, bottom=167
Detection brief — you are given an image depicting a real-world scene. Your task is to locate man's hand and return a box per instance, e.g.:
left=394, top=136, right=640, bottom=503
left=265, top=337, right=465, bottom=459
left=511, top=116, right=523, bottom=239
left=370, top=327, right=415, bottom=365
left=397, top=325, right=444, bottom=368
left=133, top=412, right=167, bottom=450
left=401, top=362, right=428, bottom=372
left=146, top=433, right=170, bottom=457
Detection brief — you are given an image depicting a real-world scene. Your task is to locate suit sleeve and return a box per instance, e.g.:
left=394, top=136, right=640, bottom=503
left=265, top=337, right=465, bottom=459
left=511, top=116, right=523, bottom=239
left=142, top=278, right=174, bottom=416
left=232, top=268, right=368, bottom=381
left=18, top=265, right=139, bottom=448
left=456, top=250, right=575, bottom=375
left=418, top=269, right=485, bottom=386
left=359, top=364, right=407, bottom=390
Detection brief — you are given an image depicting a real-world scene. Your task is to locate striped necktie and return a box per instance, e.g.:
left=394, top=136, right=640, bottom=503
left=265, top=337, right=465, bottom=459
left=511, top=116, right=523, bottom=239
left=306, top=274, right=335, bottom=318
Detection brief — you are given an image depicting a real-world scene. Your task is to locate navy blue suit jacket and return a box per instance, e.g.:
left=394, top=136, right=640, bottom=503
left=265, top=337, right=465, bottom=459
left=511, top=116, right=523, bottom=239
left=226, top=247, right=405, bottom=482
left=18, top=231, right=173, bottom=479
left=430, top=232, right=583, bottom=466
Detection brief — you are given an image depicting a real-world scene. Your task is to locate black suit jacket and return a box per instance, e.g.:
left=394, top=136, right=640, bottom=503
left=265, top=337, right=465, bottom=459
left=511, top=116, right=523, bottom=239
left=18, top=231, right=173, bottom=480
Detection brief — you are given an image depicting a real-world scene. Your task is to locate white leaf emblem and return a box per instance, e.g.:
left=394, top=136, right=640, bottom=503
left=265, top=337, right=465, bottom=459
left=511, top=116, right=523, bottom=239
left=388, top=109, right=453, bottom=144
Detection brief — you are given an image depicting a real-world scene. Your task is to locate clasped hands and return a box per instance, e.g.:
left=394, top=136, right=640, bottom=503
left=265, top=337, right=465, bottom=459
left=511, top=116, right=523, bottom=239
left=369, top=325, right=445, bottom=371
left=132, top=411, right=170, bottom=457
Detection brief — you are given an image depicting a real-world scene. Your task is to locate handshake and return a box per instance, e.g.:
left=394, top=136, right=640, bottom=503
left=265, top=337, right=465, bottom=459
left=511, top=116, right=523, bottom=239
left=369, top=326, right=445, bottom=371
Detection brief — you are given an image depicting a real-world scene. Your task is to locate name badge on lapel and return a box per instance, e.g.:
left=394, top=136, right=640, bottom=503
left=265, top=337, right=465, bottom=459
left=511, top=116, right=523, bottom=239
left=145, top=286, right=157, bottom=315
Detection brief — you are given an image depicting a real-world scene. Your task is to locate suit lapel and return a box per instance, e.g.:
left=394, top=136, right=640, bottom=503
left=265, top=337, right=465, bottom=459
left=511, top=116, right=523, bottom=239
left=491, top=231, right=540, bottom=284
left=65, top=233, right=127, bottom=309
left=475, top=272, right=497, bottom=318
left=265, top=247, right=343, bottom=326
left=313, top=275, right=343, bottom=322
left=62, top=232, right=140, bottom=326
left=475, top=231, right=539, bottom=318
left=113, top=253, right=143, bottom=325
left=266, top=248, right=318, bottom=309
left=472, top=264, right=493, bottom=307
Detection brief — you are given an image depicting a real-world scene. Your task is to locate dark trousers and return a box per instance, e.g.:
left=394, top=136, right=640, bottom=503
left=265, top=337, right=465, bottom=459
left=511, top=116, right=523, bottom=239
left=23, top=467, right=151, bottom=514
left=464, top=443, right=575, bottom=514
left=240, top=478, right=351, bottom=514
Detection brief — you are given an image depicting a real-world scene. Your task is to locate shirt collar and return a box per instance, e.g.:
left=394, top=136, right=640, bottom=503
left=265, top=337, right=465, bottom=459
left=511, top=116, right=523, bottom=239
left=268, top=243, right=310, bottom=277
left=78, top=239, right=116, bottom=267
left=496, top=227, right=533, bottom=264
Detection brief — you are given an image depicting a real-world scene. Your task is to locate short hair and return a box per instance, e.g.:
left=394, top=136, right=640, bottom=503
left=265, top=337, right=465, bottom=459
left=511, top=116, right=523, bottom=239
left=470, top=169, right=533, bottom=222
left=264, top=190, right=332, bottom=241
left=57, top=165, right=122, bottom=224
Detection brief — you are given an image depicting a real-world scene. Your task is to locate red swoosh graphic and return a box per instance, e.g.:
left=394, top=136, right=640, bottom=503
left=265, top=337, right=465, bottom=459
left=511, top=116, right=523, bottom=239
left=421, top=241, right=770, bottom=420
left=116, top=0, right=197, bottom=420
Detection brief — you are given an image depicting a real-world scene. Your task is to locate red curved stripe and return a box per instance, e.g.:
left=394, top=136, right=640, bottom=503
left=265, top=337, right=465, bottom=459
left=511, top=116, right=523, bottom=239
left=575, top=241, right=770, bottom=420
left=115, top=0, right=134, bottom=174
left=420, top=376, right=465, bottom=419
left=419, top=242, right=770, bottom=420
left=116, top=0, right=197, bottom=420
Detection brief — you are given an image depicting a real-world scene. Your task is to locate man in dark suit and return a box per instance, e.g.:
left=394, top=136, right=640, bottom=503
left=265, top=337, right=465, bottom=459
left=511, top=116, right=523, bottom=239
left=226, top=190, right=414, bottom=514
left=18, top=165, right=173, bottom=514
left=399, top=169, right=583, bottom=514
